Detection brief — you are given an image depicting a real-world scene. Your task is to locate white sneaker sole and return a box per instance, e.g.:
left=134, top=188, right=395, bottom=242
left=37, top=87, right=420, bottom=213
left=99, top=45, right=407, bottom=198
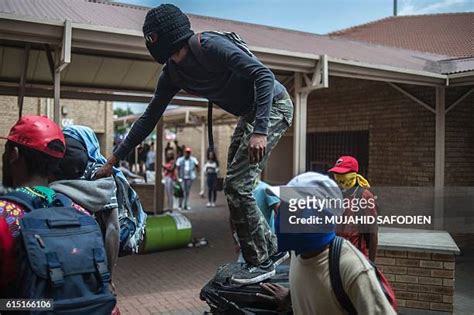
left=273, top=252, right=290, bottom=267
left=231, top=269, right=276, bottom=285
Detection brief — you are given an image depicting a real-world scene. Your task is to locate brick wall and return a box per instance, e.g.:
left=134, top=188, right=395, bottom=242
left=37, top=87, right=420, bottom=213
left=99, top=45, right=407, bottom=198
left=307, top=77, right=436, bottom=186
left=377, top=249, right=455, bottom=313
left=0, top=96, right=113, bottom=178
left=132, top=184, right=155, bottom=213
left=0, top=96, right=45, bottom=179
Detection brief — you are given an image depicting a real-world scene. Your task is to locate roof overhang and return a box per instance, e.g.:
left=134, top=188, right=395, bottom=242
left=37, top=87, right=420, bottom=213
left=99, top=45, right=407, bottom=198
left=0, top=13, right=464, bottom=104
left=447, top=71, right=474, bottom=87
left=115, top=106, right=237, bottom=128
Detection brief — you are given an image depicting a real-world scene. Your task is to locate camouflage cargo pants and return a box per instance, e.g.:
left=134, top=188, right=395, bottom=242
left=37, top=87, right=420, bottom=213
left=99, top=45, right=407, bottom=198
left=224, top=91, right=293, bottom=265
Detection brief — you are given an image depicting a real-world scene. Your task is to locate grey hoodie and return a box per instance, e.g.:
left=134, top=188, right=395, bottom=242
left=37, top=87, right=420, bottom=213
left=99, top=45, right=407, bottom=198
left=50, top=177, right=118, bottom=213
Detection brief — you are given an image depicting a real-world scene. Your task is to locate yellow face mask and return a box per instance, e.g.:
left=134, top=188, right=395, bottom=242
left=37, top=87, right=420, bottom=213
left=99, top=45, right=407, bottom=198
left=333, top=172, right=371, bottom=191
left=333, top=172, right=357, bottom=190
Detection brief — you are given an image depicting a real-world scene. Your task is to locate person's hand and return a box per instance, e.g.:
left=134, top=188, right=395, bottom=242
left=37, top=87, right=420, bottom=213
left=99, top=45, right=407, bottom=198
left=96, top=156, right=117, bottom=179
left=257, top=283, right=291, bottom=309
left=249, top=133, right=267, bottom=164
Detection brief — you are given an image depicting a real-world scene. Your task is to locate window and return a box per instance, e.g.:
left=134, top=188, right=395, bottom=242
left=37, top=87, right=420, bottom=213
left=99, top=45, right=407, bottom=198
left=306, top=130, right=369, bottom=177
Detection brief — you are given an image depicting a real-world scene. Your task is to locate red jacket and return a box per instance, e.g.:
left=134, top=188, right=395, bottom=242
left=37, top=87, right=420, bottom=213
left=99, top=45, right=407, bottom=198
left=336, top=188, right=378, bottom=258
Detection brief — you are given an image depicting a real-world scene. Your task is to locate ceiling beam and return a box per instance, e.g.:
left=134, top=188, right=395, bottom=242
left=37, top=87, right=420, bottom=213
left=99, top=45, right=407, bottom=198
left=18, top=44, right=30, bottom=117
left=388, top=82, right=436, bottom=114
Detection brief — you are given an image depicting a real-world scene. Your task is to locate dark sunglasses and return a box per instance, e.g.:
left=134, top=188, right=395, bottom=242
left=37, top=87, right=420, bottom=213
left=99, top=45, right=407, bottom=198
left=145, top=32, right=159, bottom=45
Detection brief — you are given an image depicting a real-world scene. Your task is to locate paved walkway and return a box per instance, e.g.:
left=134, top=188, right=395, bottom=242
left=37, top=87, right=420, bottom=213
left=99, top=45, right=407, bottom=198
left=114, top=189, right=474, bottom=314
left=115, top=190, right=234, bottom=314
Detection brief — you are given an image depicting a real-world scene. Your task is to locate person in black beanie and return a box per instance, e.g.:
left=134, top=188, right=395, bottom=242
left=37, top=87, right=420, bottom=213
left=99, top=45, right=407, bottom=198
left=97, top=4, right=293, bottom=284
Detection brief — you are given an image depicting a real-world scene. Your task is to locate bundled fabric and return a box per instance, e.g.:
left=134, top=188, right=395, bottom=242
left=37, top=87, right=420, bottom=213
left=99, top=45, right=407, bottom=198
left=63, top=126, right=147, bottom=255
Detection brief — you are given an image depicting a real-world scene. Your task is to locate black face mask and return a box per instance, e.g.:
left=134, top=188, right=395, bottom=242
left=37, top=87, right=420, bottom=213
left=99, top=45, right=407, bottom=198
left=146, top=41, right=169, bottom=64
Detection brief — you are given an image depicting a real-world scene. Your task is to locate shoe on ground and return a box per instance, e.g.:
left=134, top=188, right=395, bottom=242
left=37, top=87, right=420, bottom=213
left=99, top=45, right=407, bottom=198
left=231, top=260, right=275, bottom=284
left=211, top=202, right=216, bottom=207
left=186, top=206, right=191, bottom=210
left=206, top=202, right=211, bottom=207
left=270, top=251, right=290, bottom=267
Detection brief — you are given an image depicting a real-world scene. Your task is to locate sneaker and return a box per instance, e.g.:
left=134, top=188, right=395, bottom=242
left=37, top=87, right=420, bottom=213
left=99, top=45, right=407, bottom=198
left=206, top=202, right=211, bottom=207
left=231, top=260, right=275, bottom=284
left=211, top=202, right=216, bottom=207
left=270, top=251, right=290, bottom=267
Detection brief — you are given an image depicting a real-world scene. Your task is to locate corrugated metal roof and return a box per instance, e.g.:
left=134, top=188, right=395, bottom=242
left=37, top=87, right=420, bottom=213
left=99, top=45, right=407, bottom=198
left=439, top=57, right=474, bottom=75
left=329, top=12, right=474, bottom=58
left=0, top=0, right=455, bottom=74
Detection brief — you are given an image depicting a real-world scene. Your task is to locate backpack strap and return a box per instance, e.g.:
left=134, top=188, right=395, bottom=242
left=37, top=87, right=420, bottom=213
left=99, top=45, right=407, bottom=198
left=207, top=100, right=215, bottom=153
left=1, top=191, right=74, bottom=214
left=329, top=236, right=358, bottom=315
left=0, top=191, right=46, bottom=212
left=46, top=252, right=65, bottom=287
left=50, top=193, right=74, bottom=208
left=93, top=247, right=111, bottom=287
left=188, top=33, right=222, bottom=72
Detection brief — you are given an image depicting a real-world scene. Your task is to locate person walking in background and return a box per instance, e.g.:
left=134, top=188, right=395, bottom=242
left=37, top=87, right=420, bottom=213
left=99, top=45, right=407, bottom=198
left=165, top=142, right=173, bottom=155
left=145, top=142, right=156, bottom=171
left=204, top=150, right=219, bottom=207
left=163, top=151, right=177, bottom=211
left=328, top=156, right=379, bottom=262
left=138, top=143, right=150, bottom=175
left=176, top=147, right=199, bottom=210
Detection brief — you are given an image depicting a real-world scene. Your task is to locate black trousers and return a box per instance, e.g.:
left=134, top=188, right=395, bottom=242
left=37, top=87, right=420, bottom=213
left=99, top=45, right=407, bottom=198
left=207, top=173, right=217, bottom=202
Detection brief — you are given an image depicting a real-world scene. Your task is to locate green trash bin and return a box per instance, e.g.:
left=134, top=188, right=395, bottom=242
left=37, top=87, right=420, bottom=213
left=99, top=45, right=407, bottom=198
left=140, top=212, right=192, bottom=253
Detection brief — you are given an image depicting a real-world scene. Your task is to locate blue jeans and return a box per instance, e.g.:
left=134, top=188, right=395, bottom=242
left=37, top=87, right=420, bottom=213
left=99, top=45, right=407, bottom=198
left=179, top=178, right=194, bottom=209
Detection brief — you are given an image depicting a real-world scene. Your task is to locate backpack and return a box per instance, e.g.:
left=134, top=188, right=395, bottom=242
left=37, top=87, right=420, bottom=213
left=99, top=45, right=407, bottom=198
left=329, top=236, right=397, bottom=314
left=112, top=174, right=147, bottom=256
left=1, top=191, right=116, bottom=314
left=169, top=31, right=254, bottom=152
left=200, top=262, right=292, bottom=314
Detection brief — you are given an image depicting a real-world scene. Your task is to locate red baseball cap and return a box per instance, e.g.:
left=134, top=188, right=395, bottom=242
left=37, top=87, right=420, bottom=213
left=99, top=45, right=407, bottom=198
left=328, top=156, right=359, bottom=174
left=1, top=115, right=65, bottom=158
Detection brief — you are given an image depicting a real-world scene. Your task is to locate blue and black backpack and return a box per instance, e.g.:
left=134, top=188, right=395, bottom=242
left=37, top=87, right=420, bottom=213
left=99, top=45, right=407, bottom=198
left=1, top=190, right=116, bottom=314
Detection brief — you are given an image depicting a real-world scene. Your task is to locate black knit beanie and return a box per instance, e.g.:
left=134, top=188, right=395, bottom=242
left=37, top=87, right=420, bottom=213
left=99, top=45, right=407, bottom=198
left=143, top=4, right=194, bottom=64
